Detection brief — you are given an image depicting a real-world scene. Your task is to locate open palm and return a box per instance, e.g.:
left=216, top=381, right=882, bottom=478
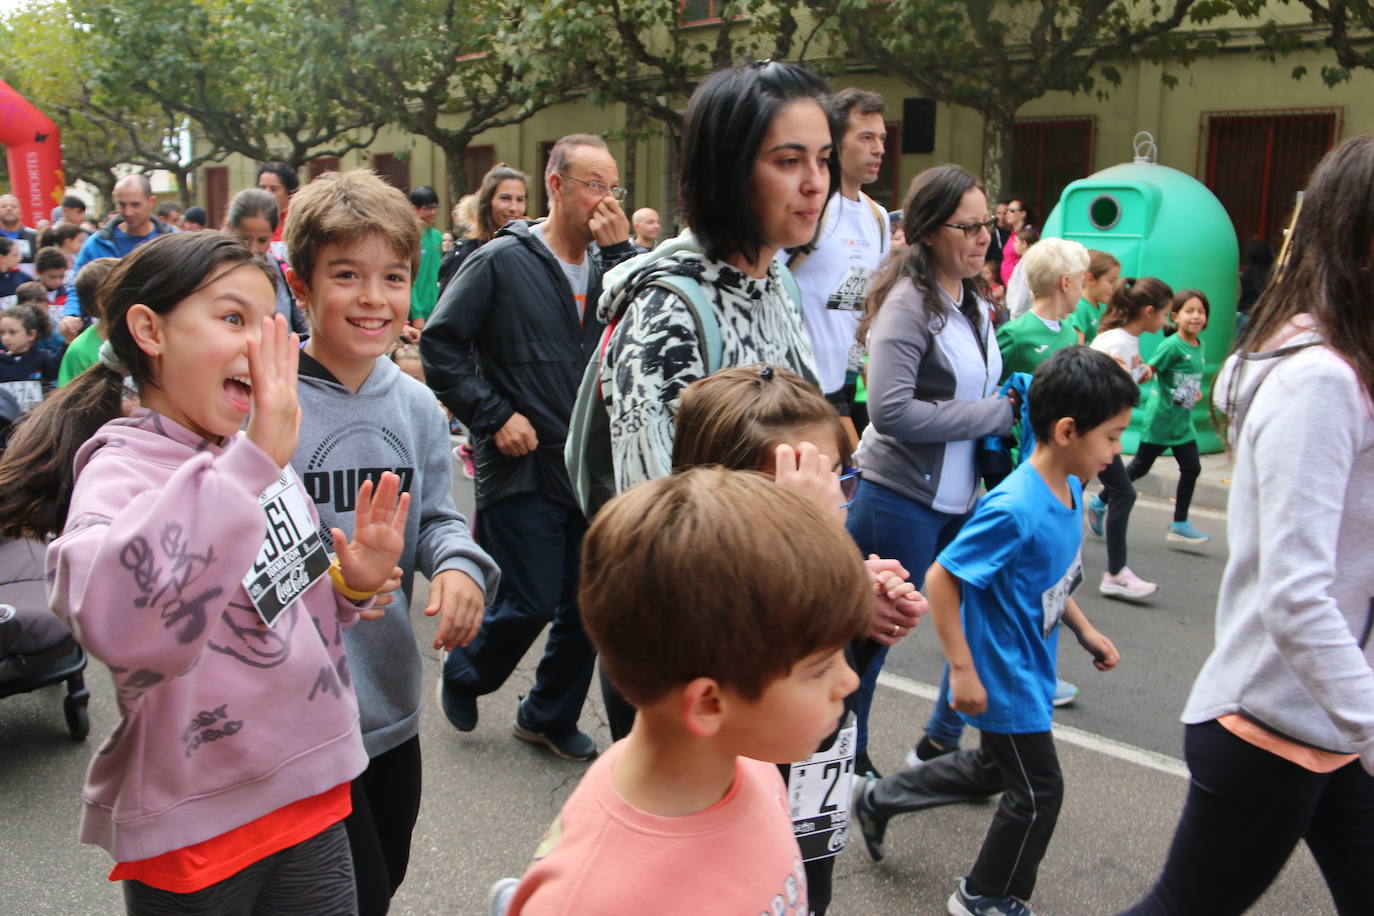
left=331, top=472, right=410, bottom=594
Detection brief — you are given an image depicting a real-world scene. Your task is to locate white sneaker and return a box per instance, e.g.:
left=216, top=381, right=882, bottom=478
left=1099, top=566, right=1157, bottom=600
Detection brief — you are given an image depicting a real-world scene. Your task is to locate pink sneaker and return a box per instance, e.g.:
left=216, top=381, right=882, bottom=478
left=454, top=442, right=477, bottom=480
left=1099, top=566, right=1157, bottom=600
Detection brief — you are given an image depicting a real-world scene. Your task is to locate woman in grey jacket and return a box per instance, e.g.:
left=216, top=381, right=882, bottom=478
left=1123, top=136, right=1374, bottom=916
left=846, top=165, right=1014, bottom=771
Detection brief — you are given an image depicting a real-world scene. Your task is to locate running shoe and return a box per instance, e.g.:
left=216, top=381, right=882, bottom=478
left=436, top=675, right=478, bottom=732
left=514, top=700, right=598, bottom=762
left=1167, top=520, right=1212, bottom=546
left=1099, top=566, right=1158, bottom=601
left=1052, top=678, right=1079, bottom=707
left=487, top=877, right=519, bottom=916
left=903, top=734, right=958, bottom=768
left=948, top=877, right=1036, bottom=916
left=454, top=442, right=477, bottom=480
left=854, top=750, right=882, bottom=780
left=851, top=775, right=888, bottom=862
left=1086, top=494, right=1106, bottom=537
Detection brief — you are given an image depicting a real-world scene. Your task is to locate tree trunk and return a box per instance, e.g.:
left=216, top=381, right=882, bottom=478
left=445, top=137, right=471, bottom=200
left=661, top=121, right=681, bottom=236
left=981, top=106, right=1016, bottom=204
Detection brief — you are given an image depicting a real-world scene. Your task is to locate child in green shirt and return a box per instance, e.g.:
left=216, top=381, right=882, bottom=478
left=1068, top=250, right=1121, bottom=345
left=996, top=238, right=1090, bottom=381
left=1124, top=288, right=1211, bottom=546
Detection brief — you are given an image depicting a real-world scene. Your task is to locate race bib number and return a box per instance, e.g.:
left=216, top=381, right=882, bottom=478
left=242, top=472, right=331, bottom=627
left=825, top=265, right=873, bottom=312
left=787, top=713, right=856, bottom=862
left=0, top=379, right=42, bottom=413
left=1041, top=550, right=1083, bottom=637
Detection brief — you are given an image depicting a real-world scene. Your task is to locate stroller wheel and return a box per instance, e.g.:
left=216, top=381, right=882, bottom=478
left=63, top=690, right=90, bottom=740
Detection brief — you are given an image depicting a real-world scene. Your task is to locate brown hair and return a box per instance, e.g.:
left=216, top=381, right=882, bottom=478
left=283, top=169, right=421, bottom=285
left=1087, top=249, right=1120, bottom=279
left=1238, top=135, right=1374, bottom=401
left=0, top=233, right=271, bottom=539
left=74, top=257, right=119, bottom=322
left=1098, top=276, right=1173, bottom=333
left=580, top=468, right=871, bottom=705
left=14, top=283, right=47, bottom=308
left=3, top=303, right=48, bottom=337
left=34, top=246, right=67, bottom=274
left=469, top=164, right=528, bottom=243
left=827, top=88, right=885, bottom=133
left=672, top=364, right=850, bottom=472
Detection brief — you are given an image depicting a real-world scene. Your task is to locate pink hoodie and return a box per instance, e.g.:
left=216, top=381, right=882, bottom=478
left=47, top=410, right=368, bottom=863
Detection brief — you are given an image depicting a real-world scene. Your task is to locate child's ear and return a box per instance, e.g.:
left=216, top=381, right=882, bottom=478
left=285, top=266, right=310, bottom=308
left=680, top=677, right=727, bottom=738
left=125, top=303, right=164, bottom=358
left=1053, top=416, right=1077, bottom=446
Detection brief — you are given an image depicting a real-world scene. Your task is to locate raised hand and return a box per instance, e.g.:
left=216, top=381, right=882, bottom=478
left=245, top=313, right=301, bottom=468
left=771, top=442, right=845, bottom=517
left=331, top=472, right=411, bottom=597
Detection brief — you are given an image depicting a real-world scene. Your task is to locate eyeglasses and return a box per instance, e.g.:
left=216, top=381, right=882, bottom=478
left=561, top=173, right=628, bottom=202
left=943, top=217, right=997, bottom=239
left=839, top=467, right=862, bottom=509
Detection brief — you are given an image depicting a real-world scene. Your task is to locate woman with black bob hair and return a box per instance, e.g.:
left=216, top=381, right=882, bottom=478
left=845, top=164, right=1016, bottom=773
left=596, top=59, right=834, bottom=498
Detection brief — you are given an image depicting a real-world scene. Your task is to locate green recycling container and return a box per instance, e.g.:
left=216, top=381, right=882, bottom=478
left=1041, top=160, right=1238, bottom=453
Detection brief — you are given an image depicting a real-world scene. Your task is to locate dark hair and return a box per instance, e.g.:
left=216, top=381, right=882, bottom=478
left=227, top=188, right=280, bottom=232
left=256, top=162, right=300, bottom=196
left=1008, top=198, right=1037, bottom=228
left=0, top=233, right=272, bottom=539
left=680, top=61, right=835, bottom=264
left=861, top=164, right=986, bottom=342
left=672, top=364, right=850, bottom=472
left=3, top=303, right=49, bottom=337
left=580, top=467, right=871, bottom=705
left=14, top=283, right=47, bottom=307
left=1237, top=136, right=1374, bottom=401
left=183, top=206, right=208, bottom=227
left=156, top=201, right=183, bottom=219
left=408, top=185, right=439, bottom=208
left=41, top=222, right=85, bottom=249
left=34, top=246, right=66, bottom=274
left=61, top=195, right=85, bottom=211
left=1098, top=276, right=1172, bottom=332
left=74, top=257, right=119, bottom=321
left=0, top=237, right=14, bottom=257
left=1015, top=225, right=1040, bottom=246
left=471, top=164, right=528, bottom=242
left=1087, top=249, right=1120, bottom=279
left=1166, top=288, right=1210, bottom=336
left=827, top=87, right=885, bottom=134
left=1028, top=346, right=1139, bottom=441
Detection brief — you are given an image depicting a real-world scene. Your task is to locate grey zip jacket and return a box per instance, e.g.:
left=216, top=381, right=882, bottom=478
left=1185, top=323, right=1374, bottom=772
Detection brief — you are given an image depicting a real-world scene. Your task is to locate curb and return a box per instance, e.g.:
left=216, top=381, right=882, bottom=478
left=1133, top=468, right=1229, bottom=513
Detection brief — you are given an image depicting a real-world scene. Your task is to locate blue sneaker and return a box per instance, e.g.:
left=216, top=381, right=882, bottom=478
left=513, top=700, right=598, bottom=762
left=1167, top=520, right=1212, bottom=546
left=948, top=877, right=1036, bottom=916
left=1052, top=678, right=1079, bottom=707
left=1086, top=494, right=1106, bottom=537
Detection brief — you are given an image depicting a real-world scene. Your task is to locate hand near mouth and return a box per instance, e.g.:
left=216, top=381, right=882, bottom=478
left=246, top=313, right=302, bottom=469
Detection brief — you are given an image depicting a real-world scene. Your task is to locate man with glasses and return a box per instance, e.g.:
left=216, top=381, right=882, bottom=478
left=788, top=88, right=890, bottom=447
left=420, top=133, right=634, bottom=762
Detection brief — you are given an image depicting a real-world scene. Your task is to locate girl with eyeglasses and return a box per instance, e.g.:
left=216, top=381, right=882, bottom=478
left=671, top=362, right=927, bottom=916
left=847, top=164, right=1017, bottom=776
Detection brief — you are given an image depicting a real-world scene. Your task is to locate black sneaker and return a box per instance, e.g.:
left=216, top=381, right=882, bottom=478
left=854, top=750, right=882, bottom=780
left=514, top=701, right=598, bottom=762
left=851, top=774, right=888, bottom=861
left=436, top=675, right=478, bottom=732
left=904, top=734, right=958, bottom=768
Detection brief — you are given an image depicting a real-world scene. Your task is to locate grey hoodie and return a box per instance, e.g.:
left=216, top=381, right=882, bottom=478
left=1186, top=326, right=1374, bottom=771
left=295, top=354, right=500, bottom=757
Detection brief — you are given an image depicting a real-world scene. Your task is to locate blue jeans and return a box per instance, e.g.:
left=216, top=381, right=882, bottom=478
left=442, top=491, right=594, bottom=733
left=845, top=479, right=971, bottom=753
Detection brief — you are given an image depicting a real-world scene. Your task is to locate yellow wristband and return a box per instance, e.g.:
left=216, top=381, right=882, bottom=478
left=328, top=557, right=379, bottom=602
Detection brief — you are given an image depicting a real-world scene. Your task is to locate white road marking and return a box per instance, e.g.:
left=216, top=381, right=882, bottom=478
left=876, top=671, right=1190, bottom=779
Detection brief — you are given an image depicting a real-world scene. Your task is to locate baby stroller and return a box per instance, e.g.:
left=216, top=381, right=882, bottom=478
left=0, top=534, right=90, bottom=740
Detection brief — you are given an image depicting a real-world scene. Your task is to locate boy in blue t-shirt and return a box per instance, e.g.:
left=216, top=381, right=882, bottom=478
left=853, top=346, right=1137, bottom=916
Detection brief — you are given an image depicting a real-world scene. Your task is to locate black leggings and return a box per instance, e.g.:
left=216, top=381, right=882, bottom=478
left=345, top=736, right=422, bottom=916
left=1097, top=455, right=1135, bottom=575
left=1121, top=721, right=1374, bottom=915
left=1127, top=440, right=1200, bottom=523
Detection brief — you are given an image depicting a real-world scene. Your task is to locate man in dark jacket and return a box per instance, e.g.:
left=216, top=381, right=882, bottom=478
left=421, top=133, right=634, bottom=762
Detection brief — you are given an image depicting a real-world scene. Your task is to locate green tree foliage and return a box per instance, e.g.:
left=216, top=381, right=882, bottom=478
left=70, top=0, right=383, bottom=172
left=1242, top=0, right=1374, bottom=85
left=802, top=0, right=1240, bottom=199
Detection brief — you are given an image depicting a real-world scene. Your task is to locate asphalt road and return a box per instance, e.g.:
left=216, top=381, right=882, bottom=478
left=1, top=479, right=1336, bottom=915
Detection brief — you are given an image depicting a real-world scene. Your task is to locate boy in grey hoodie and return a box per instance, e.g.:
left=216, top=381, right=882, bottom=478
left=284, top=171, right=500, bottom=915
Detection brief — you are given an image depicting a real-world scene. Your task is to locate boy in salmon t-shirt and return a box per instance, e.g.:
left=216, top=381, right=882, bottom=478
left=492, top=468, right=872, bottom=915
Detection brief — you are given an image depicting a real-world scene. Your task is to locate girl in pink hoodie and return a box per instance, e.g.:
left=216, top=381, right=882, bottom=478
left=0, top=232, right=409, bottom=913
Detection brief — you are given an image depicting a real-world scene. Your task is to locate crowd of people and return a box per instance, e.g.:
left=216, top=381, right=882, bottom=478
left=0, top=57, right=1370, bottom=916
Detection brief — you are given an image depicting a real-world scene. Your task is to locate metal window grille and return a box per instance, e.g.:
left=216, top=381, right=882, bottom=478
left=1011, top=117, right=1095, bottom=221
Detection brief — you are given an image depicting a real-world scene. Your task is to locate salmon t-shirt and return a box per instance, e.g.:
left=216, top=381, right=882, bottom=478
left=509, top=741, right=807, bottom=915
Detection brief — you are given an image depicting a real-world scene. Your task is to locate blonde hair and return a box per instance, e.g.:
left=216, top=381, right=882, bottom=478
left=1022, top=237, right=1090, bottom=299
left=283, top=169, right=421, bottom=285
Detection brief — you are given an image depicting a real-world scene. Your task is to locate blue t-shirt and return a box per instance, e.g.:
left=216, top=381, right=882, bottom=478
left=936, top=461, right=1084, bottom=733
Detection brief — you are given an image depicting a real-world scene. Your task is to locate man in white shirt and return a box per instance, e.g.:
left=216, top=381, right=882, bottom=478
left=789, top=88, right=890, bottom=447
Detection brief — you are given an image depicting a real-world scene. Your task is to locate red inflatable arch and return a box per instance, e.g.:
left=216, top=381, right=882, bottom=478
left=0, top=79, right=65, bottom=226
